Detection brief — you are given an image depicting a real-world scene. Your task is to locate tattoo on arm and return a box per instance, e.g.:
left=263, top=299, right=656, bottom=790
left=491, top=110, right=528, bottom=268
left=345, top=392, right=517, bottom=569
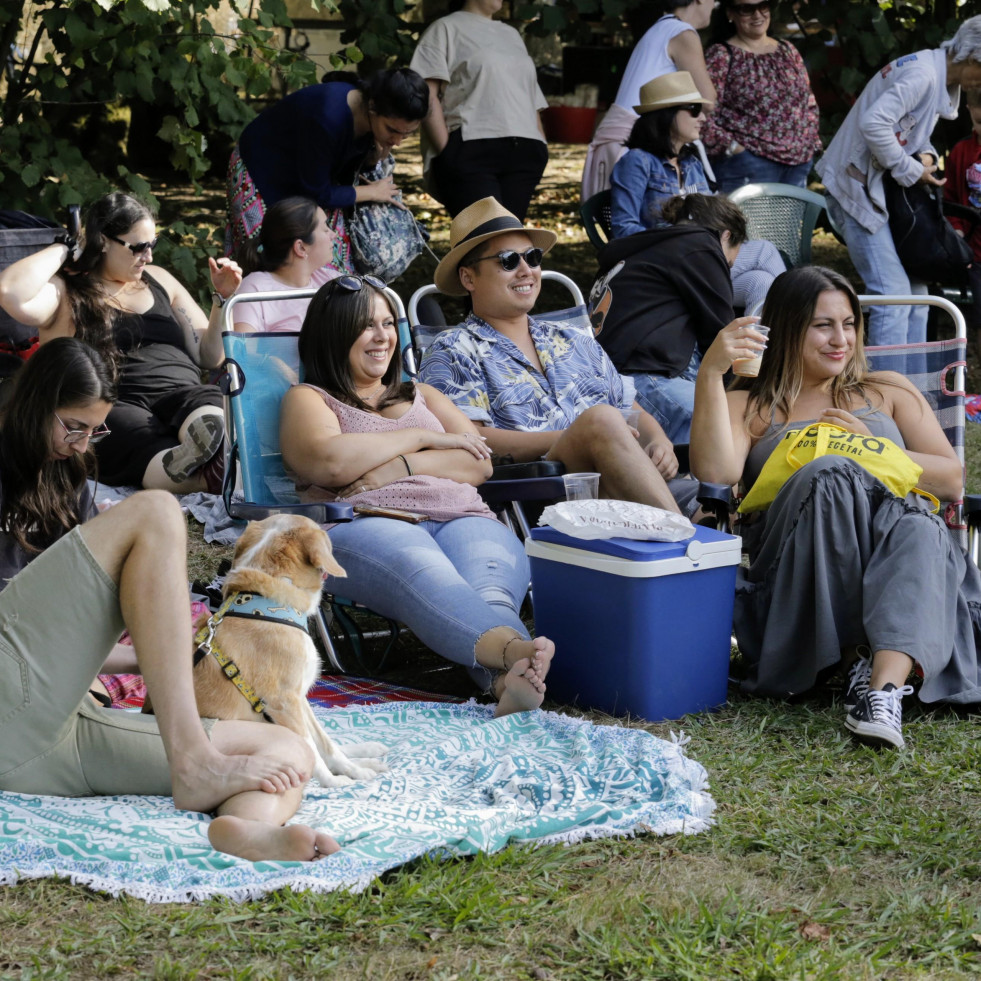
left=174, top=304, right=201, bottom=345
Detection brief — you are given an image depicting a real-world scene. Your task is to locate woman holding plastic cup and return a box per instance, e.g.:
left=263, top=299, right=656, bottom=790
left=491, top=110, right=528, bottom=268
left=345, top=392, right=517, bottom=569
left=691, top=265, right=979, bottom=751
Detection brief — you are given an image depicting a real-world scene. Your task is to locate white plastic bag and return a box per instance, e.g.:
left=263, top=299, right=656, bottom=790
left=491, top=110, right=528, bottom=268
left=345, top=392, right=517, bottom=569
left=538, top=499, right=695, bottom=542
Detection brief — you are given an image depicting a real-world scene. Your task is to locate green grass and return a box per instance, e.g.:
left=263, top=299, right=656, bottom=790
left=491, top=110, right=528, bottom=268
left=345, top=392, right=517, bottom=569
left=5, top=144, right=981, bottom=980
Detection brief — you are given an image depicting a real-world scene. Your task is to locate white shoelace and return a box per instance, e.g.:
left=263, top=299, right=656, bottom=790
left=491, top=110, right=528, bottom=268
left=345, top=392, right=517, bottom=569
left=867, top=684, right=914, bottom=727
left=847, top=657, right=872, bottom=700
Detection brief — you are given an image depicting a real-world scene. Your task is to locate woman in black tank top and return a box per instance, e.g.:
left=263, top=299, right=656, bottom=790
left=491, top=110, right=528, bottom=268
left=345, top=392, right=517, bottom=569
left=0, top=192, right=241, bottom=492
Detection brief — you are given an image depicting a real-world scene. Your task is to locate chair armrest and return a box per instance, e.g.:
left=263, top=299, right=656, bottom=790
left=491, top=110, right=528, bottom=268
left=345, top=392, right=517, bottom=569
left=487, top=460, right=565, bottom=481
left=227, top=500, right=355, bottom=524
left=478, top=476, right=568, bottom=506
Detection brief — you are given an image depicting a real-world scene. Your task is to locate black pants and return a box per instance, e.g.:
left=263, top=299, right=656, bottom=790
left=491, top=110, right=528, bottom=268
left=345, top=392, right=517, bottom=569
left=430, top=132, right=548, bottom=221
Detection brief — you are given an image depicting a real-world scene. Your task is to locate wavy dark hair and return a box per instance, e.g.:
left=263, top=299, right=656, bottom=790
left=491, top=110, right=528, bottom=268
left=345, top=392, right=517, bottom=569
left=61, top=192, right=157, bottom=377
left=298, top=278, right=413, bottom=412
left=625, top=106, right=696, bottom=159
left=238, top=196, right=321, bottom=276
left=0, top=338, right=116, bottom=554
left=661, top=193, right=748, bottom=246
left=732, top=265, right=876, bottom=429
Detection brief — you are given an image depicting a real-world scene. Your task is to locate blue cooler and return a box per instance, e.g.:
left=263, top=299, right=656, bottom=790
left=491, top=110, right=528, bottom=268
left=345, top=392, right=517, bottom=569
left=526, top=524, right=741, bottom=721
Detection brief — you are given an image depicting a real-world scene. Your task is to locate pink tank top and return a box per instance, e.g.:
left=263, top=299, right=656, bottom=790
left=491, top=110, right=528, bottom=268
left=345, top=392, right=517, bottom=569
left=293, top=384, right=496, bottom=522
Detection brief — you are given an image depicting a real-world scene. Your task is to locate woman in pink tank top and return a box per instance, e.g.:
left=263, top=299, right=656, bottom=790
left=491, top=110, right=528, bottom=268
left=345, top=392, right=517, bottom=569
left=281, top=276, right=555, bottom=716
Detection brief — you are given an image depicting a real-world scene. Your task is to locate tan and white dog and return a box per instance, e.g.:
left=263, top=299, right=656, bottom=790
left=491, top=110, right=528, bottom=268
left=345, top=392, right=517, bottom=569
left=190, top=513, right=388, bottom=788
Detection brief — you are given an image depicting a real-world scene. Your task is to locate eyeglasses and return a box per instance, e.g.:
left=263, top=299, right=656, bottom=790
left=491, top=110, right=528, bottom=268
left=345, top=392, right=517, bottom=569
left=469, top=248, right=544, bottom=271
left=679, top=104, right=706, bottom=117
left=336, top=274, right=387, bottom=292
left=731, top=1, right=770, bottom=15
left=106, top=234, right=158, bottom=256
left=55, top=414, right=111, bottom=445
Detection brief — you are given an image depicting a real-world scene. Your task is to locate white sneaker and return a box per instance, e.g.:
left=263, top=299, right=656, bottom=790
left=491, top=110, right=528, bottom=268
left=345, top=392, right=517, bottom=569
left=845, top=683, right=914, bottom=749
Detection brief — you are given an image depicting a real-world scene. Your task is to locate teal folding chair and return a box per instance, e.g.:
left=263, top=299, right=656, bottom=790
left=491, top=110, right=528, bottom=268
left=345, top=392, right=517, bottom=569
left=219, top=285, right=414, bottom=672
left=727, top=182, right=826, bottom=268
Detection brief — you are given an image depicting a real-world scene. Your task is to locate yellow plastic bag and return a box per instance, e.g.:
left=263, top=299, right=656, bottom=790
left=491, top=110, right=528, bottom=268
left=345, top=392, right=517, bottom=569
left=738, top=422, right=939, bottom=514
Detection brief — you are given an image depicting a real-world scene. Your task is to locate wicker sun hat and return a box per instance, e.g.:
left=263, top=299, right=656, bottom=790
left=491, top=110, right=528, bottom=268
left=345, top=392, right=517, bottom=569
left=633, top=71, right=711, bottom=114
left=434, top=196, right=558, bottom=297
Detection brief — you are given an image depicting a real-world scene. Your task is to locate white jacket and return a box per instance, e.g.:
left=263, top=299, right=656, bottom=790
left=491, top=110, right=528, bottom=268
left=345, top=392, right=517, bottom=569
left=816, top=49, right=960, bottom=233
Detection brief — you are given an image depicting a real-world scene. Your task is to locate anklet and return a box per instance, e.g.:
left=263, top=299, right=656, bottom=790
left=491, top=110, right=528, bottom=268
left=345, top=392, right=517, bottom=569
left=502, top=635, right=521, bottom=669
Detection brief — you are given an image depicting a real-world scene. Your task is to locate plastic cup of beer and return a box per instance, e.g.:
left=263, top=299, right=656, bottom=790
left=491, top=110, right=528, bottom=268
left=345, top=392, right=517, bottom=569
left=732, top=325, right=770, bottom=378
left=562, top=472, right=601, bottom=501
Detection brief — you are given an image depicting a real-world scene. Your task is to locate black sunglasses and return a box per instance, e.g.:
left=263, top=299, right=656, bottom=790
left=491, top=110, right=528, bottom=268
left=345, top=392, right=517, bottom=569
left=470, top=247, right=544, bottom=272
left=336, top=274, right=387, bottom=292
left=731, top=1, right=770, bottom=15
left=679, top=104, right=705, bottom=117
left=107, top=234, right=158, bottom=255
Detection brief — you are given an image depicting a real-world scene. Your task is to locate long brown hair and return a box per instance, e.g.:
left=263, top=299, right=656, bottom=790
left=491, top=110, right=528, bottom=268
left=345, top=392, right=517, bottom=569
left=0, top=338, right=116, bottom=554
left=61, top=192, right=157, bottom=378
left=733, top=266, right=873, bottom=429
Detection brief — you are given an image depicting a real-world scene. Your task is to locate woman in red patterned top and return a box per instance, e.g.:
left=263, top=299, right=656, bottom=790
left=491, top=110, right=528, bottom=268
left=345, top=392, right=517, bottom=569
left=700, top=0, right=821, bottom=192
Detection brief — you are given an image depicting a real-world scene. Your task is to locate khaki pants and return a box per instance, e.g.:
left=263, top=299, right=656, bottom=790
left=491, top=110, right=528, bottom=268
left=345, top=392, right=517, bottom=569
left=0, top=526, right=212, bottom=797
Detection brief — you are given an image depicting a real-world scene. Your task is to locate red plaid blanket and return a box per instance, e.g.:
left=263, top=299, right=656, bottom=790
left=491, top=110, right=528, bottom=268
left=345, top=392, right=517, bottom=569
left=97, top=673, right=463, bottom=710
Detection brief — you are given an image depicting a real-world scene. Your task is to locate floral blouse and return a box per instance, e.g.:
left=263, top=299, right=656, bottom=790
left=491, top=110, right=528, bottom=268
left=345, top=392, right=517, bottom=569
left=418, top=313, right=625, bottom=432
left=700, top=39, right=821, bottom=165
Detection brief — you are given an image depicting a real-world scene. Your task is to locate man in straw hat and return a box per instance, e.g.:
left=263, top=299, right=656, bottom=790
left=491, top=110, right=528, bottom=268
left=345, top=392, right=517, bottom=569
left=419, top=197, right=696, bottom=514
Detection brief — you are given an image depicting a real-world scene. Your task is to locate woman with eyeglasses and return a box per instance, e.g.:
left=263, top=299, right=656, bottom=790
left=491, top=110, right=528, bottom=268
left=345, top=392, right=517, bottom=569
left=700, top=0, right=821, bottom=192
left=582, top=0, right=717, bottom=201
left=0, top=336, right=343, bottom=862
left=280, top=276, right=555, bottom=717
left=0, top=192, right=238, bottom=493
left=610, top=72, right=786, bottom=316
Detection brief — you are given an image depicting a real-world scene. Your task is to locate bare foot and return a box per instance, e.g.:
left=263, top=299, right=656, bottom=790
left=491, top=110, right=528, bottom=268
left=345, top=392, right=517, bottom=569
left=495, top=636, right=555, bottom=681
left=494, top=657, right=546, bottom=717
left=171, top=749, right=309, bottom=813
left=208, top=815, right=340, bottom=862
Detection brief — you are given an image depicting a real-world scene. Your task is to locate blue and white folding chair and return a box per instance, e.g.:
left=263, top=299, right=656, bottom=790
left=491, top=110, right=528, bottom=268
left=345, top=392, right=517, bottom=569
left=860, top=294, right=972, bottom=554
left=218, top=285, right=413, bottom=671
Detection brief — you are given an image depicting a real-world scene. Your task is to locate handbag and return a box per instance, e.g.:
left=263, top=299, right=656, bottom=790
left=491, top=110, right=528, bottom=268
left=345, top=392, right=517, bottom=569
left=738, top=422, right=939, bottom=514
left=347, top=155, right=433, bottom=283
left=883, top=171, right=972, bottom=283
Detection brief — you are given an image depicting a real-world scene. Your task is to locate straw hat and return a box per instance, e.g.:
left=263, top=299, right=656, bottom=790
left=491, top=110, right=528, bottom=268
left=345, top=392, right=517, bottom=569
left=434, top=197, right=557, bottom=297
left=633, top=71, right=711, bottom=114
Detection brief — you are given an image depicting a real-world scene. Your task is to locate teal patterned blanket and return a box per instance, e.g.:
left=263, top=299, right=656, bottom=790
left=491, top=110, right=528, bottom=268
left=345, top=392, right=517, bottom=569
left=0, top=702, right=715, bottom=903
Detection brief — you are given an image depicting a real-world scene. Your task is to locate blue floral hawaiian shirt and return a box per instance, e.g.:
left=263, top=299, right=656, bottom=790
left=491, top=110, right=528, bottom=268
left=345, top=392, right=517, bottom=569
left=418, top=313, right=625, bottom=431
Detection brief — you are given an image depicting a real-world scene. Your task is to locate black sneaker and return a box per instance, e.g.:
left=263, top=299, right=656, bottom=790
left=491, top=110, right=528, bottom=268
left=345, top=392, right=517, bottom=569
left=843, top=656, right=872, bottom=712
left=845, top=682, right=914, bottom=749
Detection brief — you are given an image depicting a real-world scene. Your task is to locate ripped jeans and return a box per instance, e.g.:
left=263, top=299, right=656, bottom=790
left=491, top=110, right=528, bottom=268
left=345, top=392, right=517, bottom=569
left=325, top=515, right=530, bottom=690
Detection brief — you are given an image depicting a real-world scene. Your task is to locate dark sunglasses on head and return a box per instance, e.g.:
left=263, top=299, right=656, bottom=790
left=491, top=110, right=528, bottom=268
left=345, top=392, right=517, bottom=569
left=336, top=274, right=387, bottom=292
left=470, top=247, right=544, bottom=272
left=731, top=1, right=770, bottom=15
left=107, top=234, right=158, bottom=255
left=679, top=104, right=705, bottom=117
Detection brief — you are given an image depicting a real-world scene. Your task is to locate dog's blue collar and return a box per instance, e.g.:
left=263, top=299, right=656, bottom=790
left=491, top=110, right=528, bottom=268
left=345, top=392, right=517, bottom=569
left=221, top=591, right=310, bottom=631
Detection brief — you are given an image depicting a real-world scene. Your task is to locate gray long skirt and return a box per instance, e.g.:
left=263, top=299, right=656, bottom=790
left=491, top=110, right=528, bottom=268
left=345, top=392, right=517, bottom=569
left=735, top=456, right=981, bottom=704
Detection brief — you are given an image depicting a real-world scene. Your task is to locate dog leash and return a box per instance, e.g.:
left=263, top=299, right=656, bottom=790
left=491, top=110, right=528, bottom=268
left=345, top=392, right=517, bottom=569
left=192, top=591, right=310, bottom=724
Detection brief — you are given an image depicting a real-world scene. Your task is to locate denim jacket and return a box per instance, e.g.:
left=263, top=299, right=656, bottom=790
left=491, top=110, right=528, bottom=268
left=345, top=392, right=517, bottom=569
left=610, top=149, right=709, bottom=238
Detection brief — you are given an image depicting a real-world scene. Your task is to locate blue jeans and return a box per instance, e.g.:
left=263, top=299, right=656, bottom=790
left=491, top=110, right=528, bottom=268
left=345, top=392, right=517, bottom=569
left=326, top=516, right=530, bottom=690
left=631, top=348, right=701, bottom=444
left=826, top=195, right=928, bottom=346
left=713, top=149, right=813, bottom=193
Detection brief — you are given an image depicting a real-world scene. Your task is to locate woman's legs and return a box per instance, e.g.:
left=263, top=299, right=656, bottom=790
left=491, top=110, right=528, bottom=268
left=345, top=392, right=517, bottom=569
left=326, top=517, right=552, bottom=711
left=79, top=492, right=307, bottom=811
left=142, top=405, right=224, bottom=493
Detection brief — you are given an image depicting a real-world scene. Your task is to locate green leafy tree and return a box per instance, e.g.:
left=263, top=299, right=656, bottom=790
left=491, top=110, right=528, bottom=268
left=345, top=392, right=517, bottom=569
left=0, top=0, right=331, bottom=289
